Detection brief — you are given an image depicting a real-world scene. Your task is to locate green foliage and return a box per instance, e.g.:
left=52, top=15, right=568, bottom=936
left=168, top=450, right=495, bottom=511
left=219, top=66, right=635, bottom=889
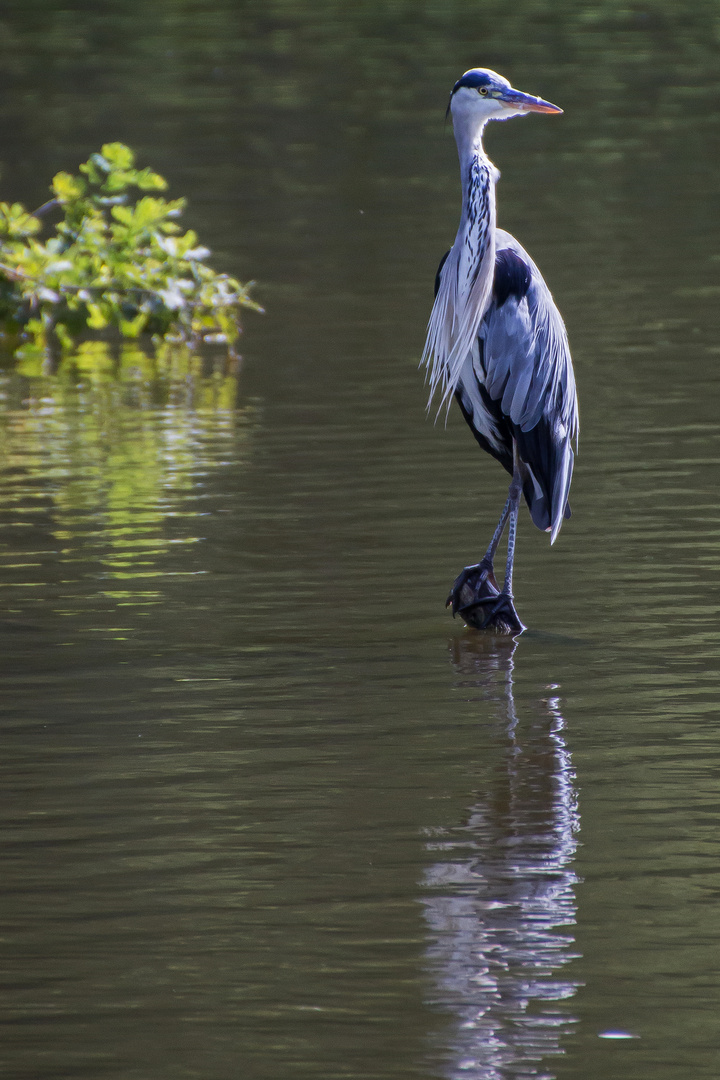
left=0, top=143, right=262, bottom=362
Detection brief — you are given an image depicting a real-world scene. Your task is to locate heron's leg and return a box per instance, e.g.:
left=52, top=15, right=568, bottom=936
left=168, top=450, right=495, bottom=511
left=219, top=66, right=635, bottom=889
left=446, top=495, right=511, bottom=616
left=447, top=449, right=526, bottom=633
left=473, top=460, right=525, bottom=632
left=483, top=494, right=512, bottom=565
left=446, top=497, right=507, bottom=614
left=500, top=469, right=523, bottom=598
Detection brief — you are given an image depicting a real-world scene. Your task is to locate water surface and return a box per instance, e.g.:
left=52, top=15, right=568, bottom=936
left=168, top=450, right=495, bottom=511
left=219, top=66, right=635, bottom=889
left=2, top=4, right=720, bottom=1079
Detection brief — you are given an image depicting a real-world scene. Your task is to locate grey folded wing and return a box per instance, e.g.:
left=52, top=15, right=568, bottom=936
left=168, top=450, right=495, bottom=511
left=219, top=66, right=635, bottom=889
left=478, top=233, right=578, bottom=542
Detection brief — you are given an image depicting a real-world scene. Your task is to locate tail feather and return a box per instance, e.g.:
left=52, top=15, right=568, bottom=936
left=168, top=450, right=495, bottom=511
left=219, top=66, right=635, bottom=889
left=516, top=421, right=574, bottom=543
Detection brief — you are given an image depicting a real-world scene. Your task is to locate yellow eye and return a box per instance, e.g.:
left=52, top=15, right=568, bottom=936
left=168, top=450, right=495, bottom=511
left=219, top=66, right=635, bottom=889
left=478, top=87, right=489, bottom=96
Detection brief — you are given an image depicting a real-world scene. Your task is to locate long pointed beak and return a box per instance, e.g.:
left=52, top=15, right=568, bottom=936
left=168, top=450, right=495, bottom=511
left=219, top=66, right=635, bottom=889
left=500, top=87, right=563, bottom=114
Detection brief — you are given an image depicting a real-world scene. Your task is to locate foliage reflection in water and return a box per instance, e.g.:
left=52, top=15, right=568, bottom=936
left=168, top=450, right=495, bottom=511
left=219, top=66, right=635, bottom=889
left=423, top=636, right=580, bottom=1079
left=0, top=343, right=256, bottom=617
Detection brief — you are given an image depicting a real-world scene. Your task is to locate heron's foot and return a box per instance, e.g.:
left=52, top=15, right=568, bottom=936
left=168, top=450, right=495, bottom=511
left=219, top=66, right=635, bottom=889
left=446, top=558, right=499, bottom=617
left=447, top=562, right=525, bottom=634
left=474, top=591, right=526, bottom=636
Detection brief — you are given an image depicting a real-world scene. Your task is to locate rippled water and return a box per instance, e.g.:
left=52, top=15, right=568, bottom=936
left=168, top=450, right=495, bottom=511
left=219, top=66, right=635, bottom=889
left=2, top=4, right=720, bottom=1079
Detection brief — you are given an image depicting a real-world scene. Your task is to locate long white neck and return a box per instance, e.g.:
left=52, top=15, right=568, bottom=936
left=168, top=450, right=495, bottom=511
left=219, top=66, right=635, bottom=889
left=421, top=118, right=500, bottom=410
left=454, top=119, right=498, bottom=258
left=455, top=118, right=489, bottom=197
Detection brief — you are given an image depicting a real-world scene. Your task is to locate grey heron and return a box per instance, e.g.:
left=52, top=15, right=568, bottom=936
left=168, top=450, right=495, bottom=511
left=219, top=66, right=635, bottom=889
left=422, top=68, right=578, bottom=633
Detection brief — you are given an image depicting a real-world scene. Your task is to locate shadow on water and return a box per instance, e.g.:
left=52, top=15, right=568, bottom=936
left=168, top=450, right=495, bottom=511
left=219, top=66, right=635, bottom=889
left=423, top=634, right=581, bottom=1079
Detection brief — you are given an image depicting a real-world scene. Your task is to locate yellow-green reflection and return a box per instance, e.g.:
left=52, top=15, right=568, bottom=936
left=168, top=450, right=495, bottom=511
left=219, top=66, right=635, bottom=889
left=0, top=341, right=256, bottom=602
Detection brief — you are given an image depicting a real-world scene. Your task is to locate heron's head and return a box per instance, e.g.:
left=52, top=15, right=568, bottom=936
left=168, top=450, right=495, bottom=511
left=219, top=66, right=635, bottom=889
left=447, top=68, right=562, bottom=132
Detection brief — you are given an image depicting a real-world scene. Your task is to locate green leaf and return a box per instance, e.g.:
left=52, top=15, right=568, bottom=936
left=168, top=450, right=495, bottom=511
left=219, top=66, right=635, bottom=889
left=87, top=303, right=109, bottom=329
left=111, top=205, right=134, bottom=227
left=101, top=143, right=135, bottom=170
left=52, top=172, right=86, bottom=202
left=135, top=168, right=168, bottom=192
left=119, top=311, right=148, bottom=338
left=0, top=202, right=42, bottom=239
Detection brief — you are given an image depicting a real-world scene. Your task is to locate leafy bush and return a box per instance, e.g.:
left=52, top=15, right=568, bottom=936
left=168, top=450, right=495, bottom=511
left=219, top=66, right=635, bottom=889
left=0, top=142, right=261, bottom=362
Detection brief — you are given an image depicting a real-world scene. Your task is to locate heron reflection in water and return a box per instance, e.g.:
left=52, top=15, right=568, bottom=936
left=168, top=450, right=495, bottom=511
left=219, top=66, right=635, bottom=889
left=421, top=636, right=581, bottom=1079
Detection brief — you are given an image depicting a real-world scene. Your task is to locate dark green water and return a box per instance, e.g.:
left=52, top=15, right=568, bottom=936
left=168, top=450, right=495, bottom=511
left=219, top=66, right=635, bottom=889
left=2, top=3, right=720, bottom=1078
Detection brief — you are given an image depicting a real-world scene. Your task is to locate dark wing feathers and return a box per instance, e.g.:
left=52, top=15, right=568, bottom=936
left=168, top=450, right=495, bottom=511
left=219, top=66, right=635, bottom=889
left=454, top=381, right=514, bottom=476
left=434, top=250, right=451, bottom=299
left=492, top=247, right=532, bottom=308
left=459, top=230, right=578, bottom=541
